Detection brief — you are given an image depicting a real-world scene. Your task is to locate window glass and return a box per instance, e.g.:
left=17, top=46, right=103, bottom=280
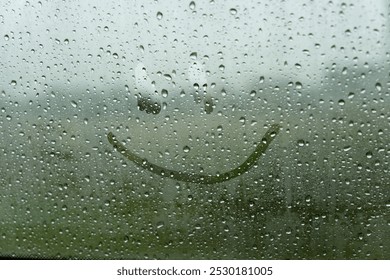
left=0, top=0, right=388, bottom=259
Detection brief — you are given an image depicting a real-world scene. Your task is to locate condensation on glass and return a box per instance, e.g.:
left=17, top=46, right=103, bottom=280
left=0, top=0, right=388, bottom=259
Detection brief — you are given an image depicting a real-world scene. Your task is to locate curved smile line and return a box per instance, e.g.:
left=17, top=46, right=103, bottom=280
left=107, top=124, right=281, bottom=184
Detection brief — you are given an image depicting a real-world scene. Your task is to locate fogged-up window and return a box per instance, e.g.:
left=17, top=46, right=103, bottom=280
left=0, top=0, right=389, bottom=259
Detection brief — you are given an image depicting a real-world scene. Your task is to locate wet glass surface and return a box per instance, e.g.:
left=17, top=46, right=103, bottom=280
left=0, top=0, right=389, bottom=259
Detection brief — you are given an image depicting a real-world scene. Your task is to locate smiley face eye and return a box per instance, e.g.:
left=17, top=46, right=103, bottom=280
left=137, top=96, right=161, bottom=114
left=134, top=62, right=162, bottom=114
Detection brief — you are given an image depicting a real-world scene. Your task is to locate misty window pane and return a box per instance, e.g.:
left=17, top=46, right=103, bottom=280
left=0, top=0, right=388, bottom=259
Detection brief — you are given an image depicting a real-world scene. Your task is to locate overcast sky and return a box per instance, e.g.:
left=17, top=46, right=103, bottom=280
left=1, top=0, right=389, bottom=102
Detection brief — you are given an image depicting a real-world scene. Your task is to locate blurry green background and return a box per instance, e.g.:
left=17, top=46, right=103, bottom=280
left=0, top=0, right=389, bottom=259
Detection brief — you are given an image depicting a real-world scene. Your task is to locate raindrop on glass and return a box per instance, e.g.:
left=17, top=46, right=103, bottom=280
left=190, top=52, right=197, bottom=59
left=229, top=8, right=237, bottom=15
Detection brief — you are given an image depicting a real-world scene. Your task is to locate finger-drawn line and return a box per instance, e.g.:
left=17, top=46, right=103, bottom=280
left=108, top=124, right=280, bottom=184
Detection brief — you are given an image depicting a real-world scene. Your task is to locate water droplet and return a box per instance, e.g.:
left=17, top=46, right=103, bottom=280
left=297, top=139, right=305, bottom=147
left=156, top=221, right=164, bottom=229
left=189, top=1, right=196, bottom=10
left=295, top=63, right=302, bottom=69
left=183, top=146, right=190, bottom=153
left=366, top=151, right=373, bottom=159
left=375, top=83, right=382, bottom=91
left=161, top=89, right=168, bottom=97
left=190, top=52, right=197, bottom=59
left=295, top=81, right=302, bottom=89
left=259, top=76, right=264, bottom=83
left=71, top=100, right=78, bottom=108
left=343, top=146, right=351, bottom=151
left=10, top=80, right=17, bottom=86
left=338, top=99, right=345, bottom=106
left=156, top=11, right=163, bottom=20
left=229, top=8, right=237, bottom=15
left=348, top=92, right=355, bottom=99
left=4, top=34, right=10, bottom=41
